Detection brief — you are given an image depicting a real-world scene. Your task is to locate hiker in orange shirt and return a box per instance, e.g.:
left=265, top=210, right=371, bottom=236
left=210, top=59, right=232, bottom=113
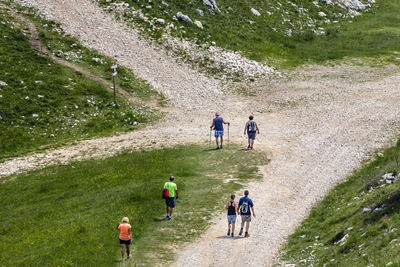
left=117, top=217, right=132, bottom=262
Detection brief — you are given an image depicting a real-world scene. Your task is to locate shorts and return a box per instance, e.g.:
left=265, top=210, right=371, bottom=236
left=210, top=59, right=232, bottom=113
left=247, top=131, right=256, bottom=140
left=227, top=215, right=236, bottom=223
left=241, top=215, right=251, bottom=222
left=119, top=239, right=132, bottom=245
left=214, top=130, right=224, bottom=137
left=165, top=197, right=175, bottom=208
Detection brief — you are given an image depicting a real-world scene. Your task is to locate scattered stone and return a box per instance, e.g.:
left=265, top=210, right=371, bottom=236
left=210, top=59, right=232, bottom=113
left=196, top=9, right=204, bottom=16
left=32, top=114, right=39, bottom=117
left=335, top=233, right=349, bottom=245
left=249, top=20, right=255, bottom=25
left=386, top=262, right=393, bottom=266
left=0, top=81, right=8, bottom=86
left=156, top=18, right=165, bottom=25
left=203, top=0, right=221, bottom=13
left=251, top=8, right=261, bottom=16
left=318, top=11, right=327, bottom=17
left=363, top=208, right=371, bottom=212
left=176, top=12, right=192, bottom=23
left=194, top=20, right=203, bottom=29
left=211, top=41, right=216, bottom=46
left=92, top=57, right=101, bottom=63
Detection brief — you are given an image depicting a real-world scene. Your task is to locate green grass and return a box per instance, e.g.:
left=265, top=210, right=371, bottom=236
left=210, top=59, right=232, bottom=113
left=281, top=138, right=400, bottom=266
left=9, top=2, right=165, bottom=102
left=0, top=6, right=159, bottom=160
left=97, top=0, right=400, bottom=68
left=0, top=145, right=268, bottom=266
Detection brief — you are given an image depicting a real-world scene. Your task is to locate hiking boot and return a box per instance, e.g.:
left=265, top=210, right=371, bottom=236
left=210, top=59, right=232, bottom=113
left=128, top=254, right=132, bottom=259
left=227, top=229, right=230, bottom=236
left=168, top=216, right=172, bottom=220
left=245, top=232, right=249, bottom=237
left=238, top=228, right=243, bottom=236
left=250, top=146, right=253, bottom=150
left=220, top=145, right=223, bottom=149
left=231, top=233, right=234, bottom=237
left=216, top=146, right=220, bottom=150
left=247, top=145, right=250, bottom=149
left=166, top=214, right=169, bottom=219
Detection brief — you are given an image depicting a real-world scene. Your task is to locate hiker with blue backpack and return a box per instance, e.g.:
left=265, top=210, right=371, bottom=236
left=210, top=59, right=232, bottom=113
left=162, top=176, right=178, bottom=220
left=244, top=115, right=260, bottom=149
left=210, top=112, right=230, bottom=150
left=237, top=190, right=255, bottom=237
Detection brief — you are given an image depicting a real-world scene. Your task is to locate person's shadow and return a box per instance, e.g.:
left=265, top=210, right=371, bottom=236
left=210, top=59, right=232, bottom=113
left=216, top=235, right=242, bottom=239
left=153, top=217, right=167, bottom=222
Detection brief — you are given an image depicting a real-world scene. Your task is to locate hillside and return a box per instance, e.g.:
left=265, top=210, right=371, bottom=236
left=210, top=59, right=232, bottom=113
left=0, top=4, right=159, bottom=159
left=0, top=0, right=399, bottom=266
left=96, top=0, right=400, bottom=70
left=281, top=139, right=400, bottom=266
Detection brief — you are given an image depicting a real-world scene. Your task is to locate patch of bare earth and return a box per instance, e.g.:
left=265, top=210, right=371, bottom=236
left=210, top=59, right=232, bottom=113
left=3, top=1, right=400, bottom=266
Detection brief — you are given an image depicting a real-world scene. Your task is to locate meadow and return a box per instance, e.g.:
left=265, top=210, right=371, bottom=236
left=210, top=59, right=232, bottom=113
left=281, top=138, right=400, bottom=266
left=0, top=145, right=268, bottom=266
left=0, top=5, right=159, bottom=160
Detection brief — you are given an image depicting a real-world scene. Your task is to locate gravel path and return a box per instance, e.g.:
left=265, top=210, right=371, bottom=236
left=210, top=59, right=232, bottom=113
left=4, top=1, right=400, bottom=266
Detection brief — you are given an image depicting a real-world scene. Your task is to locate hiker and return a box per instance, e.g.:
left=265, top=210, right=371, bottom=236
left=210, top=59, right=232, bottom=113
left=244, top=115, right=260, bottom=149
left=210, top=112, right=230, bottom=149
left=117, top=217, right=132, bottom=262
left=164, top=176, right=178, bottom=220
left=237, top=190, right=255, bottom=237
left=225, top=194, right=238, bottom=237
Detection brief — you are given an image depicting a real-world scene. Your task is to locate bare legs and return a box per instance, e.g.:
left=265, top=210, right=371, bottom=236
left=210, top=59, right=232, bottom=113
left=247, top=138, right=255, bottom=149
left=215, top=136, right=223, bottom=148
left=166, top=206, right=174, bottom=217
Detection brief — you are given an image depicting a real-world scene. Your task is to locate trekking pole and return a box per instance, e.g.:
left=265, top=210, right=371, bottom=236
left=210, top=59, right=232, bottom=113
left=209, top=128, right=212, bottom=148
left=228, top=124, right=230, bottom=147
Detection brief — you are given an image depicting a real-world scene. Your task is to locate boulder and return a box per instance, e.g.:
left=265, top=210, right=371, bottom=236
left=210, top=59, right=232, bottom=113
left=176, top=12, right=192, bottom=23
left=203, top=0, right=221, bottom=13
left=156, top=18, right=165, bottom=25
left=194, top=20, right=203, bottom=29
left=251, top=8, right=261, bottom=16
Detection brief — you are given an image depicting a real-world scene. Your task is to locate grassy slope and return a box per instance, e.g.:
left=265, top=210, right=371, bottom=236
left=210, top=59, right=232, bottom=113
left=0, top=145, right=268, bottom=266
left=0, top=6, right=157, bottom=160
left=281, top=139, right=400, bottom=266
left=98, top=0, right=400, bottom=68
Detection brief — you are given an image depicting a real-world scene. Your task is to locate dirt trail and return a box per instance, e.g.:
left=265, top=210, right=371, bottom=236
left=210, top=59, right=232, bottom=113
left=2, top=4, right=146, bottom=105
left=3, top=0, right=400, bottom=266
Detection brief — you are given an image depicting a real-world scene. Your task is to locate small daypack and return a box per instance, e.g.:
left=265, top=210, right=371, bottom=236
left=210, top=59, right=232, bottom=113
left=248, top=120, right=256, bottom=132
left=240, top=200, right=249, bottom=214
left=162, top=188, right=169, bottom=199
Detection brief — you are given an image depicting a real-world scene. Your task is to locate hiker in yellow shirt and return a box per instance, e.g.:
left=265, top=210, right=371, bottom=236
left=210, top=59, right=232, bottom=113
left=164, top=176, right=178, bottom=220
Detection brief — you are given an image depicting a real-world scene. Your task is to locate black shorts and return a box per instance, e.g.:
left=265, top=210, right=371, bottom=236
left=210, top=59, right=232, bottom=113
left=119, top=239, right=132, bottom=245
left=165, top=197, right=175, bottom=208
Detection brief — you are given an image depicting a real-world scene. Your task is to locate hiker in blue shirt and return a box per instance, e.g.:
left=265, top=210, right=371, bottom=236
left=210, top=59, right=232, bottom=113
left=244, top=115, right=260, bottom=150
left=210, top=112, right=230, bottom=150
left=237, top=190, right=255, bottom=237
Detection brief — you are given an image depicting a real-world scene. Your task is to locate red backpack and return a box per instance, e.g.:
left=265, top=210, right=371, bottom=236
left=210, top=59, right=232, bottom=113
left=162, top=188, right=169, bottom=199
